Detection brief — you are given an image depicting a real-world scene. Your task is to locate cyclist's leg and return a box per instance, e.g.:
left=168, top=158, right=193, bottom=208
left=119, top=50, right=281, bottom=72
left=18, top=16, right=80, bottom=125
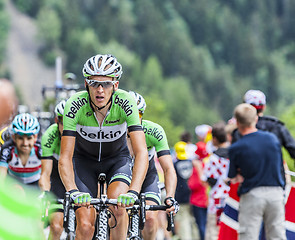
left=107, top=155, right=133, bottom=240
left=107, top=181, right=129, bottom=240
left=141, top=162, right=161, bottom=240
left=75, top=207, right=96, bottom=240
left=142, top=200, right=159, bottom=240
left=73, top=157, right=101, bottom=240
left=48, top=211, right=63, bottom=240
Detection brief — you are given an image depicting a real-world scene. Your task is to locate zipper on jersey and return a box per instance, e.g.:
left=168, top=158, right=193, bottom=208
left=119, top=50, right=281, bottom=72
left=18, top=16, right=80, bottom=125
left=94, top=110, right=110, bottom=162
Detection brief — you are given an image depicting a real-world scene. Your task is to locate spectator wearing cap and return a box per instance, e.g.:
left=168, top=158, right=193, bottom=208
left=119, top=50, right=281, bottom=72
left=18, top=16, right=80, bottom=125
left=232, top=89, right=295, bottom=162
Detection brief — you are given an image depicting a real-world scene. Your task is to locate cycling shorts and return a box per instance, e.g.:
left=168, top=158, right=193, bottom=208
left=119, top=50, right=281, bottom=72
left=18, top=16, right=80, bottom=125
left=50, top=159, right=66, bottom=200
left=73, top=155, right=133, bottom=197
left=140, top=157, right=161, bottom=205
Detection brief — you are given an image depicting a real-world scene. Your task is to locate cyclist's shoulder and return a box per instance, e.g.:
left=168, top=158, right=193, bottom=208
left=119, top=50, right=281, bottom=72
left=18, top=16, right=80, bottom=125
left=41, top=124, right=60, bottom=146
left=112, top=89, right=139, bottom=118
left=113, top=89, right=136, bottom=104
left=42, top=123, right=59, bottom=135
left=65, top=90, right=88, bottom=106
left=142, top=119, right=164, bottom=131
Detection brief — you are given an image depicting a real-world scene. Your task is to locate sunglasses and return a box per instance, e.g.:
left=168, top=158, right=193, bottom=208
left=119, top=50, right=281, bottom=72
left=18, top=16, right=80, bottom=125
left=86, top=79, right=117, bottom=88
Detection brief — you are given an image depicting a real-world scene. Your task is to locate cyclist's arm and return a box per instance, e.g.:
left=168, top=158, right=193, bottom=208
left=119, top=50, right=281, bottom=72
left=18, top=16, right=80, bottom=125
left=158, top=154, right=177, bottom=198
left=38, top=159, right=53, bottom=191
left=0, top=166, right=7, bottom=182
left=58, top=136, right=77, bottom=191
left=128, top=130, right=148, bottom=193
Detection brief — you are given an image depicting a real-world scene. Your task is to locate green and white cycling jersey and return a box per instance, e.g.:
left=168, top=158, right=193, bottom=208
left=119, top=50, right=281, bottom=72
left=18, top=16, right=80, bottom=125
left=41, top=123, right=61, bottom=161
left=41, top=123, right=65, bottom=199
left=142, top=119, right=170, bottom=161
left=139, top=120, right=170, bottom=204
left=63, top=89, right=142, bottom=162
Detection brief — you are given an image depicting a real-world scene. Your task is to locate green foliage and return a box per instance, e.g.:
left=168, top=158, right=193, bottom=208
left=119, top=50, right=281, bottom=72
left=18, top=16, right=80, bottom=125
left=10, top=0, right=295, bottom=146
left=37, top=7, right=61, bottom=47
left=280, top=105, right=295, bottom=180
left=143, top=93, right=184, bottom=147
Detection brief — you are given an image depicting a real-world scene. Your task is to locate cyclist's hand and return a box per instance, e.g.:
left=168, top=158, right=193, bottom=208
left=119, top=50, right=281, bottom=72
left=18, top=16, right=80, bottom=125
left=69, top=189, right=91, bottom=206
left=164, top=197, right=179, bottom=215
left=117, top=190, right=138, bottom=207
left=39, top=191, right=50, bottom=200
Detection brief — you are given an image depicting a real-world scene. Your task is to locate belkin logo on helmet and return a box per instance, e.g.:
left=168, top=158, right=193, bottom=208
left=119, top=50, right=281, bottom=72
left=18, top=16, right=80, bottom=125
left=65, top=97, right=88, bottom=119
left=114, top=95, right=133, bottom=116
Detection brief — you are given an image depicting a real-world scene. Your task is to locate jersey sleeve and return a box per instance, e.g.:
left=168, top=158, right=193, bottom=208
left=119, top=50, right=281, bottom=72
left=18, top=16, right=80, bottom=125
left=154, top=127, right=170, bottom=157
left=115, top=90, right=142, bottom=132
left=148, top=122, right=170, bottom=157
left=41, top=126, right=56, bottom=159
left=63, top=92, right=86, bottom=136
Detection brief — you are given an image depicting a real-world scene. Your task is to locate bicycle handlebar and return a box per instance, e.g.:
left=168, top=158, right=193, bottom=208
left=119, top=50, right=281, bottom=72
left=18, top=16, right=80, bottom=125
left=128, top=194, right=175, bottom=232
left=90, top=197, right=118, bottom=206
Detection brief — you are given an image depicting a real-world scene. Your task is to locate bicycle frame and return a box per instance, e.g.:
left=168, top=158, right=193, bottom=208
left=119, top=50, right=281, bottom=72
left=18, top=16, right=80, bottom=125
left=63, top=193, right=76, bottom=240
left=92, top=173, right=118, bottom=240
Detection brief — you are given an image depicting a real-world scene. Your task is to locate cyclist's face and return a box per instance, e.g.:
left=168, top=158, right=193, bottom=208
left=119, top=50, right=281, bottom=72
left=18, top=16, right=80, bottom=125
left=86, top=76, right=119, bottom=108
left=12, top=134, right=37, bottom=154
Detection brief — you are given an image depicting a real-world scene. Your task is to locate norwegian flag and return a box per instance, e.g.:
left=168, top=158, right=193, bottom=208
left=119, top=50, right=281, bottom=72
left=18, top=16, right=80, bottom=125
left=285, top=184, right=295, bottom=239
left=218, top=182, right=295, bottom=240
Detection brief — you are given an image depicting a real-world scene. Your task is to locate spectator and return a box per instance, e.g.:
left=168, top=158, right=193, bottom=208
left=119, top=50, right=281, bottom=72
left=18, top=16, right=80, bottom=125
left=173, top=131, right=199, bottom=240
left=232, top=89, right=295, bottom=164
left=228, top=103, right=286, bottom=240
left=201, top=122, right=230, bottom=240
left=188, top=157, right=208, bottom=240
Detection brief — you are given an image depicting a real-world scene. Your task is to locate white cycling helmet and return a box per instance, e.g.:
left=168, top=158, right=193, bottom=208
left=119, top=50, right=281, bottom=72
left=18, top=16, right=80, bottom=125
left=12, top=113, right=40, bottom=136
left=55, top=100, right=66, bottom=117
left=243, top=90, right=266, bottom=109
left=129, top=91, right=146, bottom=113
left=82, top=54, right=123, bottom=80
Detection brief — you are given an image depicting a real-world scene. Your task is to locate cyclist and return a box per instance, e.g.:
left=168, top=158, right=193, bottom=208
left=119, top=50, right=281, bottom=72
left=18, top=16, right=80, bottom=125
left=0, top=113, right=41, bottom=189
left=39, top=100, right=67, bottom=240
left=58, top=54, right=149, bottom=240
left=128, top=91, right=178, bottom=240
